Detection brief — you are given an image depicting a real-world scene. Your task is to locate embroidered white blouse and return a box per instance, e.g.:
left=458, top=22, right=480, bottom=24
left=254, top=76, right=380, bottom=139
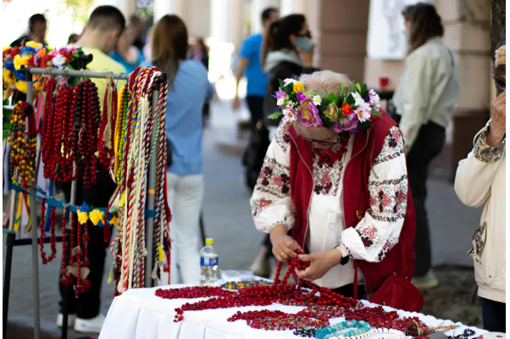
left=250, top=122, right=409, bottom=289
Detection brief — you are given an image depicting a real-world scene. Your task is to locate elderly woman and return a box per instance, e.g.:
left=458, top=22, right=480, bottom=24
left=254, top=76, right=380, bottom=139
left=454, top=40, right=506, bottom=332
left=250, top=71, right=416, bottom=298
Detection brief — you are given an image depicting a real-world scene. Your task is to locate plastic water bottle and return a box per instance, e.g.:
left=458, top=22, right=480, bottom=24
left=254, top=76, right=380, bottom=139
left=200, top=238, right=219, bottom=286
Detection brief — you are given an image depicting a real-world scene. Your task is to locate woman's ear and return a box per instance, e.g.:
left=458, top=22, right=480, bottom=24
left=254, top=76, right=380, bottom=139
left=289, top=34, right=297, bottom=44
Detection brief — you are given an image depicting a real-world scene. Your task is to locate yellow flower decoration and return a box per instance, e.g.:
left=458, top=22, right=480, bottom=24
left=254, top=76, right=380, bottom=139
left=13, top=55, right=28, bottom=70
left=25, top=41, right=42, bottom=49
left=293, top=81, right=304, bottom=93
left=3, top=69, right=15, bottom=85
left=89, top=209, right=105, bottom=226
left=77, top=210, right=89, bottom=224
left=15, top=81, right=27, bottom=93
left=110, top=214, right=119, bottom=226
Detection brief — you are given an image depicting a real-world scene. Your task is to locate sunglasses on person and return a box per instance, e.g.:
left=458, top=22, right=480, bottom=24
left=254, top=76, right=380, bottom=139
left=492, top=75, right=506, bottom=91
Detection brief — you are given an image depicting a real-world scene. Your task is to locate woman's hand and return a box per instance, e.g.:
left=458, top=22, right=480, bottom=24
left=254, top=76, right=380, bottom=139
left=294, top=250, right=342, bottom=282
left=487, top=91, right=506, bottom=146
left=270, top=224, right=301, bottom=262
left=297, top=47, right=314, bottom=68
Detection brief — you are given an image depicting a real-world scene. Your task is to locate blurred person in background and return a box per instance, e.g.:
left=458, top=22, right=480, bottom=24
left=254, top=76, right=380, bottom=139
left=67, top=33, right=80, bottom=45
left=392, top=2, right=460, bottom=289
left=189, top=38, right=211, bottom=124
left=190, top=38, right=210, bottom=70
left=58, top=5, right=126, bottom=333
left=110, top=25, right=145, bottom=73
left=262, top=13, right=318, bottom=134
left=145, top=15, right=213, bottom=284
left=142, top=25, right=153, bottom=61
left=454, top=37, right=506, bottom=332
left=130, top=14, right=145, bottom=50
left=10, top=13, right=48, bottom=47
left=249, top=13, right=318, bottom=279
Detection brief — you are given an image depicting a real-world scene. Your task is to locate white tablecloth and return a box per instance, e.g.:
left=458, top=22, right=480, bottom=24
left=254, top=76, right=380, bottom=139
left=99, top=282, right=486, bottom=339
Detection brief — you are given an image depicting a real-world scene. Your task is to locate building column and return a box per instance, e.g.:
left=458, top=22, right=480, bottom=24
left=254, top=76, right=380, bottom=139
left=280, top=0, right=309, bottom=16
left=153, top=0, right=185, bottom=23
left=94, top=0, right=136, bottom=20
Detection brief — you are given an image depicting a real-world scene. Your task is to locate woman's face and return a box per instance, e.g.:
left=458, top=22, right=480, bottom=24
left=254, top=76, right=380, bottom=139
left=294, top=122, right=338, bottom=149
left=404, top=20, right=411, bottom=38
left=289, top=21, right=310, bottom=44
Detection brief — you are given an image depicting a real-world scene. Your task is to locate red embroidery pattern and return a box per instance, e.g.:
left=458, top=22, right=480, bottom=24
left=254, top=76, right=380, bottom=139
left=256, top=157, right=290, bottom=198
left=374, top=126, right=404, bottom=165
left=312, top=143, right=348, bottom=196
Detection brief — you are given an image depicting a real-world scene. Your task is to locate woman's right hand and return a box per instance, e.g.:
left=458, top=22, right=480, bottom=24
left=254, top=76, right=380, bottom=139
left=270, top=224, right=301, bottom=262
left=487, top=91, right=506, bottom=146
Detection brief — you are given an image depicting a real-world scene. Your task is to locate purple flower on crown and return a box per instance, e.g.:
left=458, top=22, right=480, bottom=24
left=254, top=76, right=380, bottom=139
left=298, top=98, right=322, bottom=127
left=275, top=89, right=287, bottom=100
left=332, top=113, right=359, bottom=133
left=296, top=91, right=307, bottom=102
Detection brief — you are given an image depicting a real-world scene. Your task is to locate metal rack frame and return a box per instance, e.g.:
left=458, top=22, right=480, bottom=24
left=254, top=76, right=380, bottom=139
left=3, top=63, right=166, bottom=339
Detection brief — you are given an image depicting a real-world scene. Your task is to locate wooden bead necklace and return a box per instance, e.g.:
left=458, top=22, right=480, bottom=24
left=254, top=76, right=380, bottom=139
left=8, top=101, right=37, bottom=188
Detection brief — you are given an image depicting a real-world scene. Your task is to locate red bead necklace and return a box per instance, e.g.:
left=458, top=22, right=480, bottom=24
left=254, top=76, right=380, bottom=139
left=343, top=305, right=426, bottom=332
left=59, top=205, right=69, bottom=285
left=313, top=136, right=350, bottom=167
left=38, top=198, right=58, bottom=264
left=41, top=77, right=57, bottom=180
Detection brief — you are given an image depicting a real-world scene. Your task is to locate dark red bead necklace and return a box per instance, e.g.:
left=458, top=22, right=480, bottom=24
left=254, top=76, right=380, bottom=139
left=38, top=198, right=57, bottom=264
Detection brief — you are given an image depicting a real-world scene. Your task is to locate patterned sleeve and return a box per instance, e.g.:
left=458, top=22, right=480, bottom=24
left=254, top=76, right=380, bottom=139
left=250, top=122, right=296, bottom=233
left=473, top=121, right=506, bottom=163
left=338, top=126, right=408, bottom=262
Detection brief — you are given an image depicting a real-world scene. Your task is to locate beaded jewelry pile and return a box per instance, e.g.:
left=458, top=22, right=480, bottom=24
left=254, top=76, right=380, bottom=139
left=156, top=251, right=427, bottom=335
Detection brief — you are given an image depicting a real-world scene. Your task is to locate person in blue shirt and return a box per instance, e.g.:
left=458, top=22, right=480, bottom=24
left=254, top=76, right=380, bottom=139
left=145, top=14, right=213, bottom=284
left=232, top=7, right=280, bottom=126
left=110, top=25, right=145, bottom=74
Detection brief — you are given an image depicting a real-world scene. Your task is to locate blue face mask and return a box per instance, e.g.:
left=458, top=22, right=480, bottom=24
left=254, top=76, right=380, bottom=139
left=293, top=37, right=315, bottom=52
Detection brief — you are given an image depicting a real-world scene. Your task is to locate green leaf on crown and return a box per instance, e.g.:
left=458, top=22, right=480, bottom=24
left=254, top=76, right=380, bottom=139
left=357, top=120, right=372, bottom=130
left=355, top=83, right=362, bottom=93
left=346, top=93, right=355, bottom=106
left=268, top=111, right=284, bottom=119
left=360, top=84, right=369, bottom=98
left=325, top=92, right=338, bottom=104
left=371, top=107, right=382, bottom=117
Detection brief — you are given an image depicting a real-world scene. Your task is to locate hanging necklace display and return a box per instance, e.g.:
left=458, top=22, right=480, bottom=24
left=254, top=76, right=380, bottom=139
left=109, top=67, right=170, bottom=294
left=98, top=74, right=117, bottom=169
left=38, top=198, right=57, bottom=264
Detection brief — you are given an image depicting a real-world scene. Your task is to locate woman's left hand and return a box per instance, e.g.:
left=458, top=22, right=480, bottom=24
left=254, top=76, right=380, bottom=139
left=294, top=250, right=342, bottom=281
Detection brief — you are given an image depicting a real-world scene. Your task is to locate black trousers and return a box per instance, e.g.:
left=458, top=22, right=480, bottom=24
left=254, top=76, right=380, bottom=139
left=246, top=95, right=264, bottom=129
left=406, top=121, right=446, bottom=277
left=58, top=162, right=116, bottom=319
left=328, top=284, right=366, bottom=299
left=481, top=298, right=506, bottom=332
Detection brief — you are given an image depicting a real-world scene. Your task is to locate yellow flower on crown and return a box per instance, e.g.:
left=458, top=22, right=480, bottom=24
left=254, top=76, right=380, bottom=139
left=13, top=55, right=29, bottom=70
left=77, top=210, right=89, bottom=224
left=25, top=41, right=43, bottom=49
left=293, top=81, right=304, bottom=93
left=89, top=209, right=105, bottom=226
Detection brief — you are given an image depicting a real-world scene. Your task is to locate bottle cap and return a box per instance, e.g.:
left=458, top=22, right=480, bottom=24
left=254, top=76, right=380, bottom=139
left=205, top=238, right=214, bottom=245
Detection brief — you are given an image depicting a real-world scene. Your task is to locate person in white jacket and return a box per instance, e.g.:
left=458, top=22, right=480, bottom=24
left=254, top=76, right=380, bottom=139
left=454, top=41, right=506, bottom=332
left=392, top=3, right=460, bottom=289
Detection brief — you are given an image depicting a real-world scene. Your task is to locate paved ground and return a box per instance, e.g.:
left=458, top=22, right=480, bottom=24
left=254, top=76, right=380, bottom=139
left=3, top=99, right=484, bottom=338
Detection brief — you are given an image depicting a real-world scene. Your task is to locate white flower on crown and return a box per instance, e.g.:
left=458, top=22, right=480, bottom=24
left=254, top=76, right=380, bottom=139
left=277, top=97, right=285, bottom=106
left=351, top=92, right=366, bottom=107
left=312, top=95, right=322, bottom=106
left=354, top=102, right=372, bottom=122
left=283, top=108, right=297, bottom=122
left=369, top=89, right=380, bottom=109
left=283, top=78, right=297, bottom=85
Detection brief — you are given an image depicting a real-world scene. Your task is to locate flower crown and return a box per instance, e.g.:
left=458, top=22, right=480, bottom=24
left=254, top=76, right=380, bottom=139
left=268, top=78, right=382, bottom=134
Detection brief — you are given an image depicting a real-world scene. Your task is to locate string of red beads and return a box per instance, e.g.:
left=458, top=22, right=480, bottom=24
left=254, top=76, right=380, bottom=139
left=343, top=306, right=426, bottom=332
left=59, top=205, right=69, bottom=285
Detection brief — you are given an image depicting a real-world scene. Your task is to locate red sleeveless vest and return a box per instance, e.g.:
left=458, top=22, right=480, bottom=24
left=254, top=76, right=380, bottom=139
left=287, top=112, right=416, bottom=293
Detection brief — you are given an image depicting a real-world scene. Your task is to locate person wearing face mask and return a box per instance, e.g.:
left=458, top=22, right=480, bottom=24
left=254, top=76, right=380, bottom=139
left=392, top=3, right=460, bottom=290
left=261, top=14, right=318, bottom=135
left=57, top=6, right=127, bottom=334
left=454, top=38, right=506, bottom=333
left=250, top=70, right=416, bottom=299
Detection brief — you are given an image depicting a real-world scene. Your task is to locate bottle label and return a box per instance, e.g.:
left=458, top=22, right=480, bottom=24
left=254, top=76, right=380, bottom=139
left=201, top=256, right=218, bottom=267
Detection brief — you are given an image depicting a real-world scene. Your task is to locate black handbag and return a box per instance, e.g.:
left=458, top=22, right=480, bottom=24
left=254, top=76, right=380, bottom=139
left=242, top=121, right=270, bottom=170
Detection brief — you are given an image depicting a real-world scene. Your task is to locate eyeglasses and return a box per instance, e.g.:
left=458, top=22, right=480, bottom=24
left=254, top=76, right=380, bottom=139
left=492, top=75, right=506, bottom=91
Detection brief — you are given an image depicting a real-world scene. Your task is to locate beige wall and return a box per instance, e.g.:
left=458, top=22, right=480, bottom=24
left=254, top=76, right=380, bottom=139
left=182, top=0, right=211, bottom=38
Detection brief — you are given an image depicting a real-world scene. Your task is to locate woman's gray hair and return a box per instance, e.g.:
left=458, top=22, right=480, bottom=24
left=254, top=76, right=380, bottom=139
left=293, top=71, right=352, bottom=141
left=298, top=70, right=351, bottom=96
